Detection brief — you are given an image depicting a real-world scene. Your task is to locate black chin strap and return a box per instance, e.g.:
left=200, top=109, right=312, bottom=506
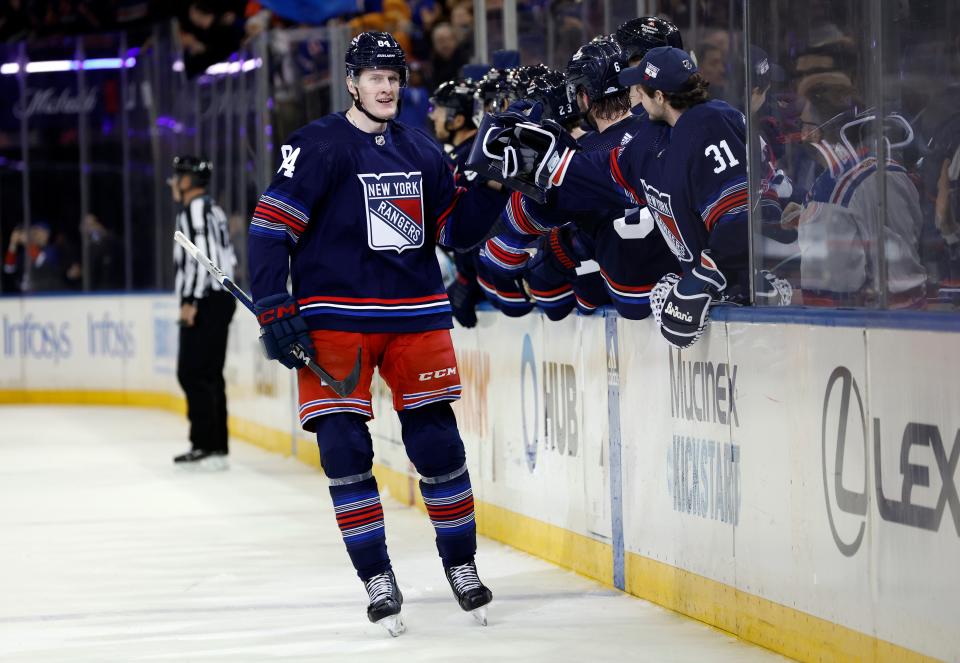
left=351, top=91, right=401, bottom=125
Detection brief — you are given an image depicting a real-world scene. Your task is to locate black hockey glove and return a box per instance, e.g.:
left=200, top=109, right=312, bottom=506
left=255, top=293, right=315, bottom=369
left=525, top=225, right=589, bottom=284
left=474, top=101, right=544, bottom=162
left=754, top=269, right=794, bottom=306
left=656, top=251, right=727, bottom=349
left=446, top=273, right=482, bottom=328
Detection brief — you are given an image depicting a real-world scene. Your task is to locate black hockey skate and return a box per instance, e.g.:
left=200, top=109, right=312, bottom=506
left=444, top=561, right=492, bottom=626
left=364, top=569, right=405, bottom=636
left=173, top=449, right=228, bottom=471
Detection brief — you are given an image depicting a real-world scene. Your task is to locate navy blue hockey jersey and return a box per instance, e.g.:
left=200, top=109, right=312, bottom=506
left=248, top=113, right=507, bottom=333
left=556, top=100, right=749, bottom=289
left=481, top=113, right=679, bottom=318
left=482, top=113, right=657, bottom=274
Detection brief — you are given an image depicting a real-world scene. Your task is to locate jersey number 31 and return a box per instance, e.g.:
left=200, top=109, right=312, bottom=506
left=704, top=140, right=740, bottom=174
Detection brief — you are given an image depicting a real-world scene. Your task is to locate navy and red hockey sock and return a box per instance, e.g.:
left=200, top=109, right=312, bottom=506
left=419, top=465, right=477, bottom=568
left=329, top=475, right=391, bottom=581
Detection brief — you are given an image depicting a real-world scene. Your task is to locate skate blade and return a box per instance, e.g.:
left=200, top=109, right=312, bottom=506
left=470, top=606, right=488, bottom=626
left=200, top=457, right=229, bottom=471
left=377, top=613, right=406, bottom=637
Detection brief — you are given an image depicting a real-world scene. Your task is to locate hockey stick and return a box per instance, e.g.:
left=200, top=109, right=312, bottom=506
left=173, top=230, right=362, bottom=398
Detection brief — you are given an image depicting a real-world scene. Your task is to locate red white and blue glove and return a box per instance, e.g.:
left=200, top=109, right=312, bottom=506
left=255, top=293, right=314, bottom=369
left=654, top=251, right=727, bottom=349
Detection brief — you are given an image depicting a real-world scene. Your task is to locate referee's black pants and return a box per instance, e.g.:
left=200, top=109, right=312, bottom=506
left=177, top=291, right=236, bottom=455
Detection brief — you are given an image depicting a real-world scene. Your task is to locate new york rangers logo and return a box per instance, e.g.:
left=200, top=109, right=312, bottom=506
left=358, top=171, right=425, bottom=253
left=639, top=179, right=693, bottom=262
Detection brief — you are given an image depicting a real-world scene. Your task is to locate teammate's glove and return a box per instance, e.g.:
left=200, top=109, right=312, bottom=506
left=503, top=119, right=578, bottom=190
left=446, top=273, right=482, bottom=328
left=525, top=225, right=589, bottom=284
left=255, top=293, right=314, bottom=369
left=657, top=251, right=727, bottom=349
left=755, top=269, right=794, bottom=306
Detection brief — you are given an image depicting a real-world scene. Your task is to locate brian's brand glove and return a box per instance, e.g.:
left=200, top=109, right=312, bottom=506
left=658, top=251, right=727, bottom=349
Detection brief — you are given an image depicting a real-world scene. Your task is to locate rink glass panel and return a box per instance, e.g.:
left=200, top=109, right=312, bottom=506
left=746, top=0, right=960, bottom=312
left=25, top=38, right=84, bottom=295
left=0, top=41, right=25, bottom=295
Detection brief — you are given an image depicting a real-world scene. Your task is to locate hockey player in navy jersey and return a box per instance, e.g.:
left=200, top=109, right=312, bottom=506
left=483, top=46, right=749, bottom=348
left=429, top=78, right=486, bottom=327
left=479, top=37, right=679, bottom=321
left=248, top=32, right=503, bottom=636
left=428, top=75, right=534, bottom=321
left=618, top=48, right=748, bottom=342
left=430, top=78, right=479, bottom=175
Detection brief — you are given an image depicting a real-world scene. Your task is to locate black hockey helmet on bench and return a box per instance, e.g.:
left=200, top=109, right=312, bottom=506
left=172, top=155, right=212, bottom=187
left=615, top=16, right=683, bottom=64
left=504, top=64, right=551, bottom=102
left=345, top=31, right=408, bottom=122
left=526, top=69, right=581, bottom=130
left=473, top=68, right=509, bottom=127
left=430, top=78, right=478, bottom=130
left=565, top=36, right=630, bottom=111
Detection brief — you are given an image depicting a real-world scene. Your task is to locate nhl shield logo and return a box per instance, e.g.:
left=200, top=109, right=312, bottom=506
left=358, top=171, right=426, bottom=253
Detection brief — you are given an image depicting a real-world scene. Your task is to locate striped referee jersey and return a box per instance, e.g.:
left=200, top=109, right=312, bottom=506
left=174, top=195, right=236, bottom=303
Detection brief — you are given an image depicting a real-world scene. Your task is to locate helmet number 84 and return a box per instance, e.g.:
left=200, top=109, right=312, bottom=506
left=377, top=40, right=392, bottom=47
left=705, top=140, right=741, bottom=174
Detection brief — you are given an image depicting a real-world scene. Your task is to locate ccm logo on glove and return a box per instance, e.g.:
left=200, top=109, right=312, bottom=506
left=419, top=367, right=457, bottom=381
left=257, top=305, right=297, bottom=324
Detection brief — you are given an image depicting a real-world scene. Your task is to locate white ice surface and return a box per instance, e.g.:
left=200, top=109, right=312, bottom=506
left=0, top=406, right=785, bottom=662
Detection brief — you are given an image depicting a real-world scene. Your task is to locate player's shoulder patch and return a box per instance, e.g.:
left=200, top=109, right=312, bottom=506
left=277, top=116, right=343, bottom=174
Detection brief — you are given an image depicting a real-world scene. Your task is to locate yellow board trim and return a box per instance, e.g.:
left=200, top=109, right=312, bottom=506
left=372, top=463, right=613, bottom=587
left=0, top=389, right=941, bottom=663
left=624, top=553, right=938, bottom=663
left=0, top=389, right=186, bottom=413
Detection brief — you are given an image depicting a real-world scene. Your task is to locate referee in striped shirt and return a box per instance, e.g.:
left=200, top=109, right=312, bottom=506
left=170, top=156, right=237, bottom=469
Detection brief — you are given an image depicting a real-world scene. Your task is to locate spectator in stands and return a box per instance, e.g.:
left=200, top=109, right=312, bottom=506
left=696, top=42, right=727, bottom=101
left=397, top=62, right=431, bottom=131
left=430, top=21, right=469, bottom=88
left=3, top=222, right=67, bottom=292
left=0, top=0, right=28, bottom=41
left=408, top=0, right=443, bottom=60
left=177, top=0, right=248, bottom=77
left=783, top=79, right=926, bottom=308
left=65, top=214, right=124, bottom=291
left=449, top=0, right=473, bottom=48
left=549, top=1, right=586, bottom=70
left=348, top=0, right=414, bottom=55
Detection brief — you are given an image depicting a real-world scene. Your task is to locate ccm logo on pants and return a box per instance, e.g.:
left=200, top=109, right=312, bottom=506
left=419, top=368, right=457, bottom=381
